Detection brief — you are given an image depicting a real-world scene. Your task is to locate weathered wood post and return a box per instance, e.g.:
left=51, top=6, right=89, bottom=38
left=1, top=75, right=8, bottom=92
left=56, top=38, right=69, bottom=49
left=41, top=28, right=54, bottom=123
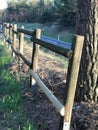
left=4, top=23, right=8, bottom=45
left=3, top=23, right=6, bottom=43
left=18, top=26, right=24, bottom=69
left=12, top=24, right=17, bottom=57
left=7, top=23, right=12, bottom=49
left=63, top=35, right=84, bottom=130
left=6, top=23, right=9, bottom=38
left=9, top=24, right=13, bottom=43
left=30, top=29, right=41, bottom=87
left=4, top=23, right=9, bottom=48
left=6, top=23, right=9, bottom=46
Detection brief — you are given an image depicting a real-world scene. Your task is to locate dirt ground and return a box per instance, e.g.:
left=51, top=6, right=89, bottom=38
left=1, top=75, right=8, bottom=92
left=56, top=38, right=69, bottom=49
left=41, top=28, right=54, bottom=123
left=9, top=46, right=98, bottom=130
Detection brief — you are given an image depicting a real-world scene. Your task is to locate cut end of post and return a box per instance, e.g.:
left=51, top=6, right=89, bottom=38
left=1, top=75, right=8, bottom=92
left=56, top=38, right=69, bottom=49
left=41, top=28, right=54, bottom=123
left=74, top=34, right=84, bottom=43
left=31, top=78, right=36, bottom=87
left=63, top=122, right=70, bottom=130
left=74, top=34, right=84, bottom=38
left=60, top=107, right=65, bottom=116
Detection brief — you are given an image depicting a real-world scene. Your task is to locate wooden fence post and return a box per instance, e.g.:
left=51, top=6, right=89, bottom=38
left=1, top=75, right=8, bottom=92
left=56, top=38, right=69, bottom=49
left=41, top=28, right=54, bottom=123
left=18, top=26, right=24, bottom=69
left=5, top=23, right=9, bottom=48
left=30, top=29, right=41, bottom=87
left=63, top=35, right=84, bottom=130
left=7, top=23, right=11, bottom=49
left=12, top=24, right=17, bottom=57
left=9, top=24, right=12, bottom=42
left=3, top=24, right=6, bottom=43
left=6, top=23, right=9, bottom=39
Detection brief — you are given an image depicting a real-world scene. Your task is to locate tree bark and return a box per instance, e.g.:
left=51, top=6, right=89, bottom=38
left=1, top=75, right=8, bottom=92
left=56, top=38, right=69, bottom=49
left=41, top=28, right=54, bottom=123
left=75, top=0, right=98, bottom=102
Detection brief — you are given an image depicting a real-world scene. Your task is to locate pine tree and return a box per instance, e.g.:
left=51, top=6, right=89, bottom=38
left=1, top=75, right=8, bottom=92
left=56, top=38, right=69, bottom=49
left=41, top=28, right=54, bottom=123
left=75, top=0, right=98, bottom=102
left=54, top=0, right=77, bottom=27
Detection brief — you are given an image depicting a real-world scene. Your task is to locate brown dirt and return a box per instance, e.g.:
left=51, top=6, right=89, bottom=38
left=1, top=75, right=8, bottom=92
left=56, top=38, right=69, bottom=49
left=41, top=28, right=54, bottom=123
left=9, top=46, right=98, bottom=130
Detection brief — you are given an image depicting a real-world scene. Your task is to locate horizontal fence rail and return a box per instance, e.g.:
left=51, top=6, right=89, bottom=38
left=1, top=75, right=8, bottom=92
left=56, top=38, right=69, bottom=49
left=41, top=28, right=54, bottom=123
left=11, top=47, right=32, bottom=67
left=1, top=23, right=84, bottom=130
left=17, top=27, right=35, bottom=36
left=41, top=35, right=71, bottom=49
left=31, top=37, right=72, bottom=58
left=29, top=69, right=65, bottom=116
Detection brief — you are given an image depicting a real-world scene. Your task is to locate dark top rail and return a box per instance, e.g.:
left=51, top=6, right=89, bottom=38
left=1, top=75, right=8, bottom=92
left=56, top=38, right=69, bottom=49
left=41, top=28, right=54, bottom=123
left=12, top=29, right=18, bottom=35
left=41, top=35, right=71, bottom=50
left=11, top=47, right=31, bottom=67
left=17, top=28, right=35, bottom=36
left=32, top=37, right=72, bottom=58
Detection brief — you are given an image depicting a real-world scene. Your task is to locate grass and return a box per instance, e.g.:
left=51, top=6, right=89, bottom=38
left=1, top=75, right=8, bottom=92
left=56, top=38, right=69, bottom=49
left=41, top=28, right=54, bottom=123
left=39, top=47, right=68, bottom=68
left=0, top=43, right=36, bottom=130
left=13, top=22, right=74, bottom=42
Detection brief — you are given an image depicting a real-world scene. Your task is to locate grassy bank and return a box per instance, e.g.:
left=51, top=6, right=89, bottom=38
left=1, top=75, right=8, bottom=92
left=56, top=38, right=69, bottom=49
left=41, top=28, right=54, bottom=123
left=13, top=22, right=74, bottom=42
left=0, top=43, right=36, bottom=130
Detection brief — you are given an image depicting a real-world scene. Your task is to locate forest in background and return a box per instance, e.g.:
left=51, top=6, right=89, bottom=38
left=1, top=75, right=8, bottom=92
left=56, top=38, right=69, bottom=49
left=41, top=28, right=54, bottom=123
left=0, top=0, right=77, bottom=28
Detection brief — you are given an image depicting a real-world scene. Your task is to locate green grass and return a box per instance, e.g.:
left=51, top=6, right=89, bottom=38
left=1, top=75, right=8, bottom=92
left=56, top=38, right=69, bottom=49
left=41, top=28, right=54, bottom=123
left=39, top=47, right=68, bottom=68
left=0, top=44, right=36, bottom=130
left=14, top=22, right=74, bottom=42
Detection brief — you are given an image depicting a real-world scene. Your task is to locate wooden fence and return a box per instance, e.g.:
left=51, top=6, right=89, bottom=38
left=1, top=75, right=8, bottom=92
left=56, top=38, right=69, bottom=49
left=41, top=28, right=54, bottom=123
left=2, top=23, right=84, bottom=130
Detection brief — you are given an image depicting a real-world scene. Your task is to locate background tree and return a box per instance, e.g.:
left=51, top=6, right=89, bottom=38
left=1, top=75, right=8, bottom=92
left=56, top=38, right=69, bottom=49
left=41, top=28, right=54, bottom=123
left=54, top=0, right=77, bottom=27
left=0, top=10, right=4, bottom=22
left=42, top=0, right=55, bottom=22
left=75, top=0, right=98, bottom=102
left=4, top=0, right=77, bottom=24
left=5, top=0, right=55, bottom=23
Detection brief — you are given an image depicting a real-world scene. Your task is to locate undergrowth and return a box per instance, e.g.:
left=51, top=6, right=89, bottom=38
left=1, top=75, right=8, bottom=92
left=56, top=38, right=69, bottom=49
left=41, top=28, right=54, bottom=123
left=0, top=44, right=36, bottom=130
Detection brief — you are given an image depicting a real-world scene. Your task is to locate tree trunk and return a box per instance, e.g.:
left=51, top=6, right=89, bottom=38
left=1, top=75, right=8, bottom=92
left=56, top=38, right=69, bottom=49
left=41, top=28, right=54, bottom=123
left=75, top=0, right=98, bottom=102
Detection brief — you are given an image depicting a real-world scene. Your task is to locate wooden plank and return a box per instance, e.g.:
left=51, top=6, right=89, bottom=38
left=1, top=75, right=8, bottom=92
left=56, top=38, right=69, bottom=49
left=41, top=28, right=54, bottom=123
left=17, top=28, right=35, bottom=36
left=31, top=29, right=41, bottom=71
left=12, top=29, right=18, bottom=35
left=12, top=24, right=17, bottom=57
left=30, top=29, right=41, bottom=87
left=19, top=26, right=24, bottom=54
left=32, top=38, right=72, bottom=59
left=63, top=35, right=84, bottom=130
left=9, top=24, right=12, bottom=42
left=3, top=24, right=6, bottom=39
left=6, top=23, right=9, bottom=39
left=28, top=69, right=65, bottom=116
left=18, top=26, right=24, bottom=69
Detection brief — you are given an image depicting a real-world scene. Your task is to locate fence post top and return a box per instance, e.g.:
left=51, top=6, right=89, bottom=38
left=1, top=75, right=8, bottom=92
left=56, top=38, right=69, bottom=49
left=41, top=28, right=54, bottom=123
left=13, top=24, right=17, bottom=30
left=74, top=34, right=84, bottom=39
left=34, top=28, right=41, bottom=39
left=72, top=35, right=84, bottom=47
